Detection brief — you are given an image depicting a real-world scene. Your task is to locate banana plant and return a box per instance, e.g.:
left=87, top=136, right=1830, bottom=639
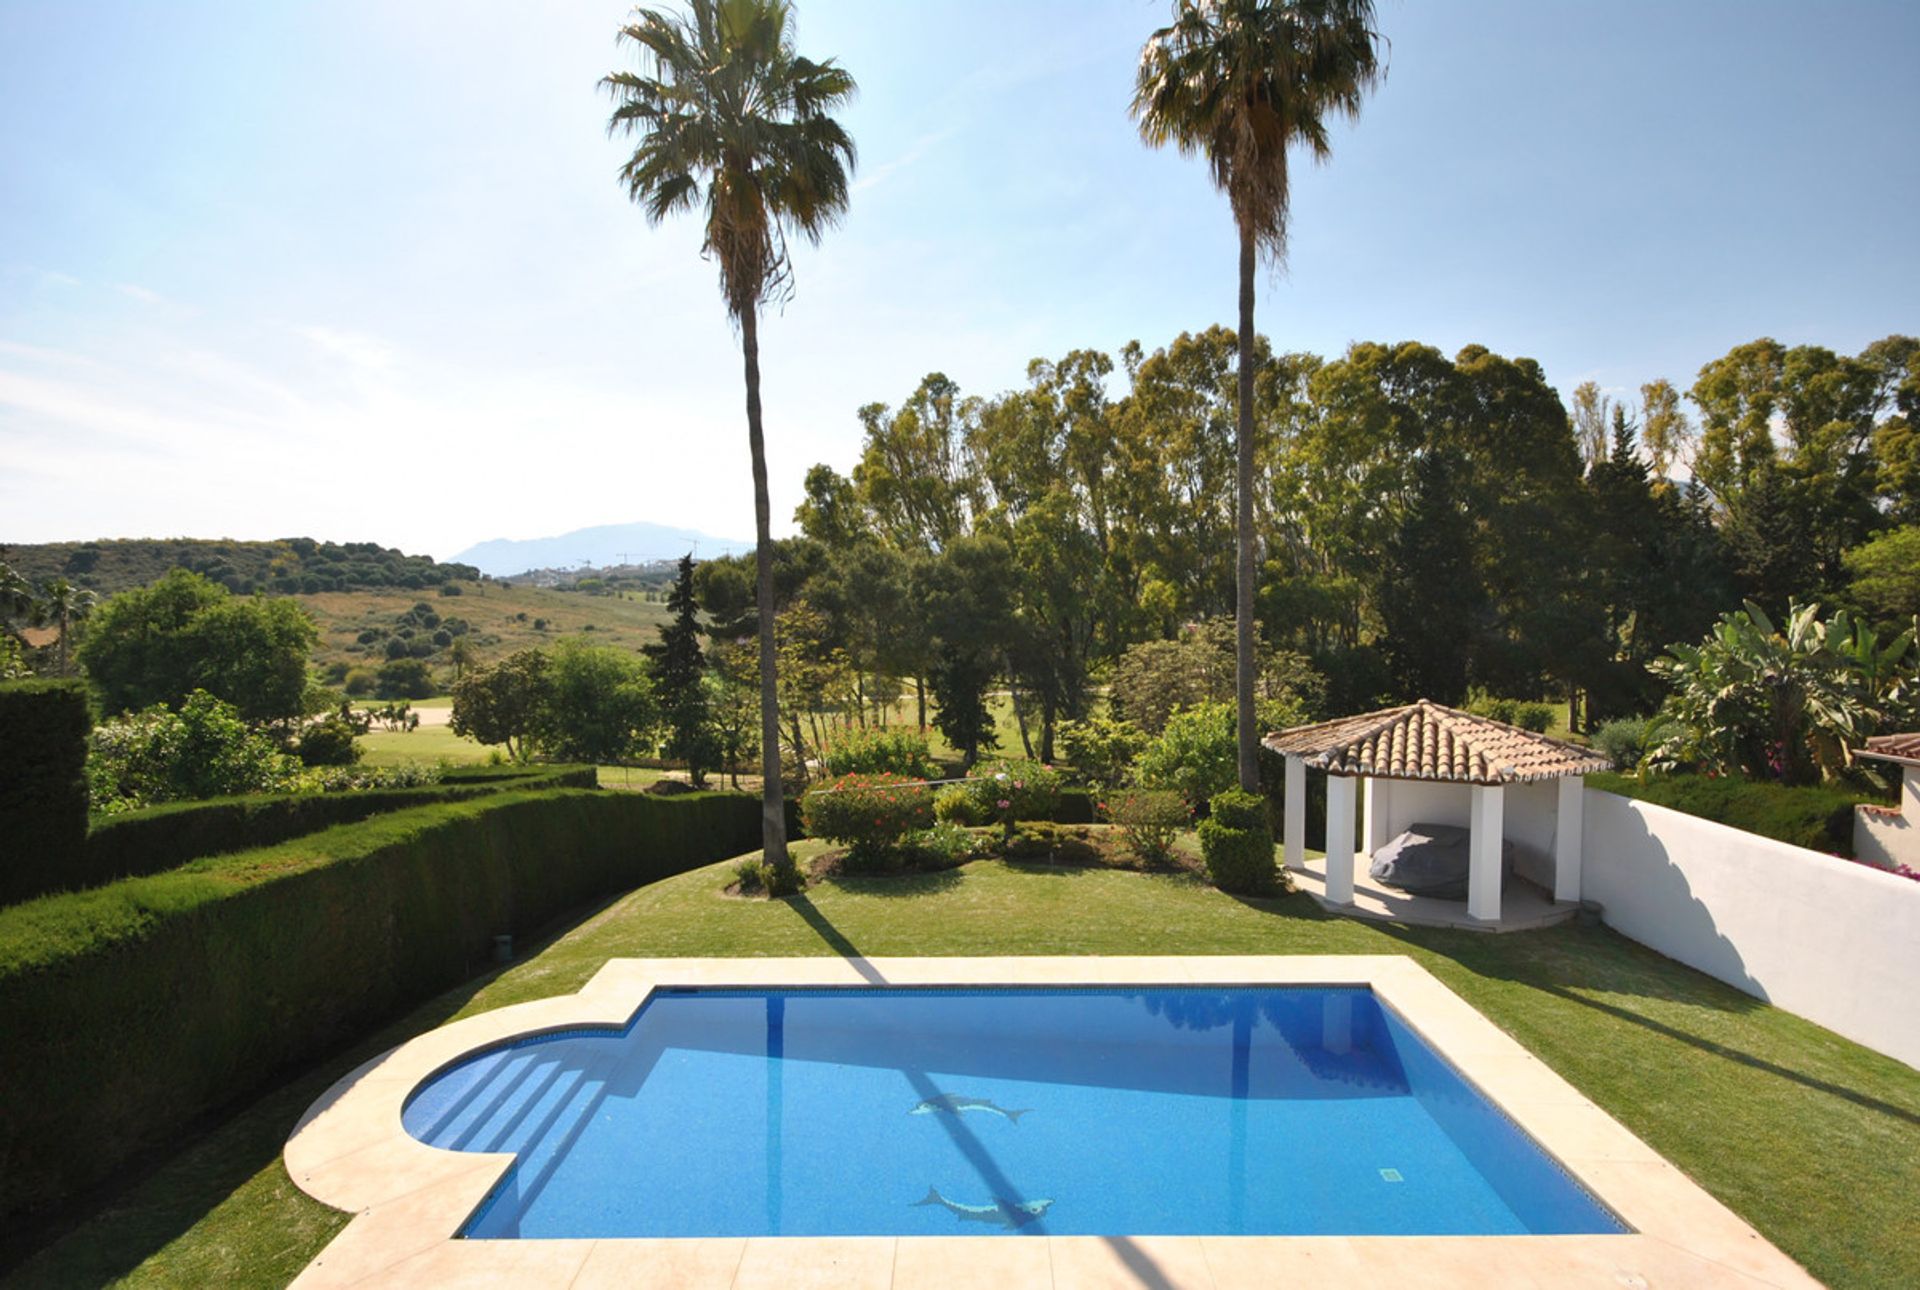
left=1648, top=600, right=1914, bottom=784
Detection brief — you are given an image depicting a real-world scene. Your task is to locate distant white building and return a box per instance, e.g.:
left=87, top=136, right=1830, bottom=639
left=1855, top=733, right=1920, bottom=871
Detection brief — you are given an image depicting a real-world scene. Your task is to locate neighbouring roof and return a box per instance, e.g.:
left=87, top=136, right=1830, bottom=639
left=1860, top=733, right=1920, bottom=769
left=1262, top=699, right=1611, bottom=786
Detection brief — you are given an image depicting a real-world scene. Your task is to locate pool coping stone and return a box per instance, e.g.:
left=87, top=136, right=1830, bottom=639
left=284, top=955, right=1820, bottom=1289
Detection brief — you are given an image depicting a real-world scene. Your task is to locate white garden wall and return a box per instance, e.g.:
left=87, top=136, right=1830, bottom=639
left=1581, top=788, right=1920, bottom=1069
left=1852, top=764, right=1918, bottom=870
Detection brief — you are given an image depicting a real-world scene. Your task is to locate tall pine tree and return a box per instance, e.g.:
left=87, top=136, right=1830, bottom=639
left=649, top=554, right=715, bottom=787
left=1378, top=450, right=1483, bottom=705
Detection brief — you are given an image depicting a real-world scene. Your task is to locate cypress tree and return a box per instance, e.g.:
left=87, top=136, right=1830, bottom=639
left=648, top=554, right=714, bottom=787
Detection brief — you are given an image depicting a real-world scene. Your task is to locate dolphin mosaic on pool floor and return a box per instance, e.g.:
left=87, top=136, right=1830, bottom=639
left=284, top=955, right=1821, bottom=1288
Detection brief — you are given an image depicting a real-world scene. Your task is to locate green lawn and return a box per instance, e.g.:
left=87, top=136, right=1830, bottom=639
left=354, top=724, right=493, bottom=767
left=12, top=845, right=1914, bottom=1288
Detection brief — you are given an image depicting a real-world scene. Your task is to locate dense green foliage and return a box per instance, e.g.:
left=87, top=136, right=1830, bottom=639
left=1650, top=601, right=1915, bottom=784
left=0, top=680, right=91, bottom=906
left=1056, top=715, right=1149, bottom=789
left=0, top=787, right=759, bottom=1221
left=373, top=657, right=435, bottom=700
left=1590, top=772, right=1878, bottom=857
left=1108, top=619, right=1325, bottom=735
left=1134, top=698, right=1301, bottom=806
left=1196, top=787, right=1276, bottom=893
left=1841, top=525, right=1920, bottom=622
left=798, top=773, right=934, bottom=864
left=77, top=570, right=317, bottom=723
left=760, top=328, right=1915, bottom=772
left=818, top=727, right=936, bottom=779
left=541, top=639, right=657, bottom=764
left=451, top=642, right=658, bottom=765
left=1463, top=693, right=1556, bottom=733
left=2, top=537, right=477, bottom=598
left=85, top=690, right=300, bottom=814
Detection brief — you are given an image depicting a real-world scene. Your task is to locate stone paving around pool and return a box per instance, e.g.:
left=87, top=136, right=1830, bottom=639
left=283, top=955, right=1820, bottom=1288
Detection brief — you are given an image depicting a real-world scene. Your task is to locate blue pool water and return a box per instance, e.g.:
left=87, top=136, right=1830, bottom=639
left=402, top=986, right=1625, bottom=1240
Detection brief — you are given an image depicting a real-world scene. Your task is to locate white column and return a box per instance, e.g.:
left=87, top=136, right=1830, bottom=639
left=1554, top=776, right=1585, bottom=904
left=1468, top=783, right=1505, bottom=922
left=1284, top=754, right=1307, bottom=872
left=1364, top=778, right=1395, bottom=855
left=1325, top=775, right=1357, bottom=905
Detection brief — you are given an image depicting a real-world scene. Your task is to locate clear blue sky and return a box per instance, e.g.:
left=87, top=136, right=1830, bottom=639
left=3, top=0, right=1916, bottom=558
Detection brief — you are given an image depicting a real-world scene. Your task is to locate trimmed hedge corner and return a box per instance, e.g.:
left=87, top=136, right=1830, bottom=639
left=0, top=787, right=758, bottom=1222
left=0, top=680, right=91, bottom=905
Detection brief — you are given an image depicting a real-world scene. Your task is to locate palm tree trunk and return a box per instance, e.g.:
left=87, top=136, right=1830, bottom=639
left=741, top=307, right=789, bottom=874
left=1234, top=225, right=1260, bottom=794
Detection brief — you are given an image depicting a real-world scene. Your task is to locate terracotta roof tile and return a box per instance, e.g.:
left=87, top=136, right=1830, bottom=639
left=1862, top=733, right=1920, bottom=766
left=1261, top=700, right=1610, bottom=786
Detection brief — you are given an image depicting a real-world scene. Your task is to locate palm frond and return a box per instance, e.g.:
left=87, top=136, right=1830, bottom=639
left=601, top=0, right=855, bottom=320
left=1132, top=0, right=1384, bottom=262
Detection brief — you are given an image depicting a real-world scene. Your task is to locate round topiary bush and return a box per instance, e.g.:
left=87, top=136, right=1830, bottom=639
left=800, top=772, right=934, bottom=867
left=1198, top=788, right=1275, bottom=894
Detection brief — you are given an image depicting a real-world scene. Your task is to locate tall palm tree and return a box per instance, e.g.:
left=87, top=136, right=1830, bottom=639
left=603, top=0, right=855, bottom=882
left=37, top=577, right=97, bottom=675
left=1133, top=0, right=1384, bottom=792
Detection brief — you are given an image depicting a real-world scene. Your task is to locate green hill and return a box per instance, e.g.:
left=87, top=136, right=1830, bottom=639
left=1, top=537, right=477, bottom=597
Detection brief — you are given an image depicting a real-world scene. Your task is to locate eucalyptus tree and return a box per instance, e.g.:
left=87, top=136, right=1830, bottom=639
left=603, top=0, right=855, bottom=880
left=1133, top=0, right=1385, bottom=791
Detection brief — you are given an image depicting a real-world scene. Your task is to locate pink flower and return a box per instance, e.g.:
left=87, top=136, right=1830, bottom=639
left=997, top=799, right=1011, bottom=810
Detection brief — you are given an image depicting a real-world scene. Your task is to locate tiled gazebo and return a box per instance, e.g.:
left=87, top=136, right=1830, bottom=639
left=1263, top=700, right=1610, bottom=926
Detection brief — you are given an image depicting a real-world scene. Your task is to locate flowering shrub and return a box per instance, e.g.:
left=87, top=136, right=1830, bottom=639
left=819, top=728, right=937, bottom=780
left=800, top=772, right=934, bottom=861
left=1102, top=789, right=1191, bottom=863
left=964, top=759, right=1063, bottom=838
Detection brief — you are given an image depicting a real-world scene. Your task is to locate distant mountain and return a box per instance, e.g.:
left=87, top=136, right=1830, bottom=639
left=449, top=522, right=754, bottom=578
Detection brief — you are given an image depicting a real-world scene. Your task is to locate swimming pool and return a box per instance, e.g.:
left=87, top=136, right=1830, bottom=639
left=402, top=985, right=1623, bottom=1240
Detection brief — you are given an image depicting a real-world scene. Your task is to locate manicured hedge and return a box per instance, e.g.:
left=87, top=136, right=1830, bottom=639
left=1054, top=787, right=1096, bottom=824
left=0, top=681, right=90, bottom=905
left=66, top=765, right=599, bottom=901
left=0, top=787, right=758, bottom=1221
left=1589, top=772, right=1886, bottom=857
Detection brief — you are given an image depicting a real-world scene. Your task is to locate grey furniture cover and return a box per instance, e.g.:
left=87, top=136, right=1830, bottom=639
left=1368, top=822, right=1511, bottom=901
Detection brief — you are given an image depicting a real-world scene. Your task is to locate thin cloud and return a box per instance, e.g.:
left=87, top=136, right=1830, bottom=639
left=115, top=283, right=163, bottom=304
left=853, top=128, right=956, bottom=193
left=298, top=325, right=396, bottom=372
